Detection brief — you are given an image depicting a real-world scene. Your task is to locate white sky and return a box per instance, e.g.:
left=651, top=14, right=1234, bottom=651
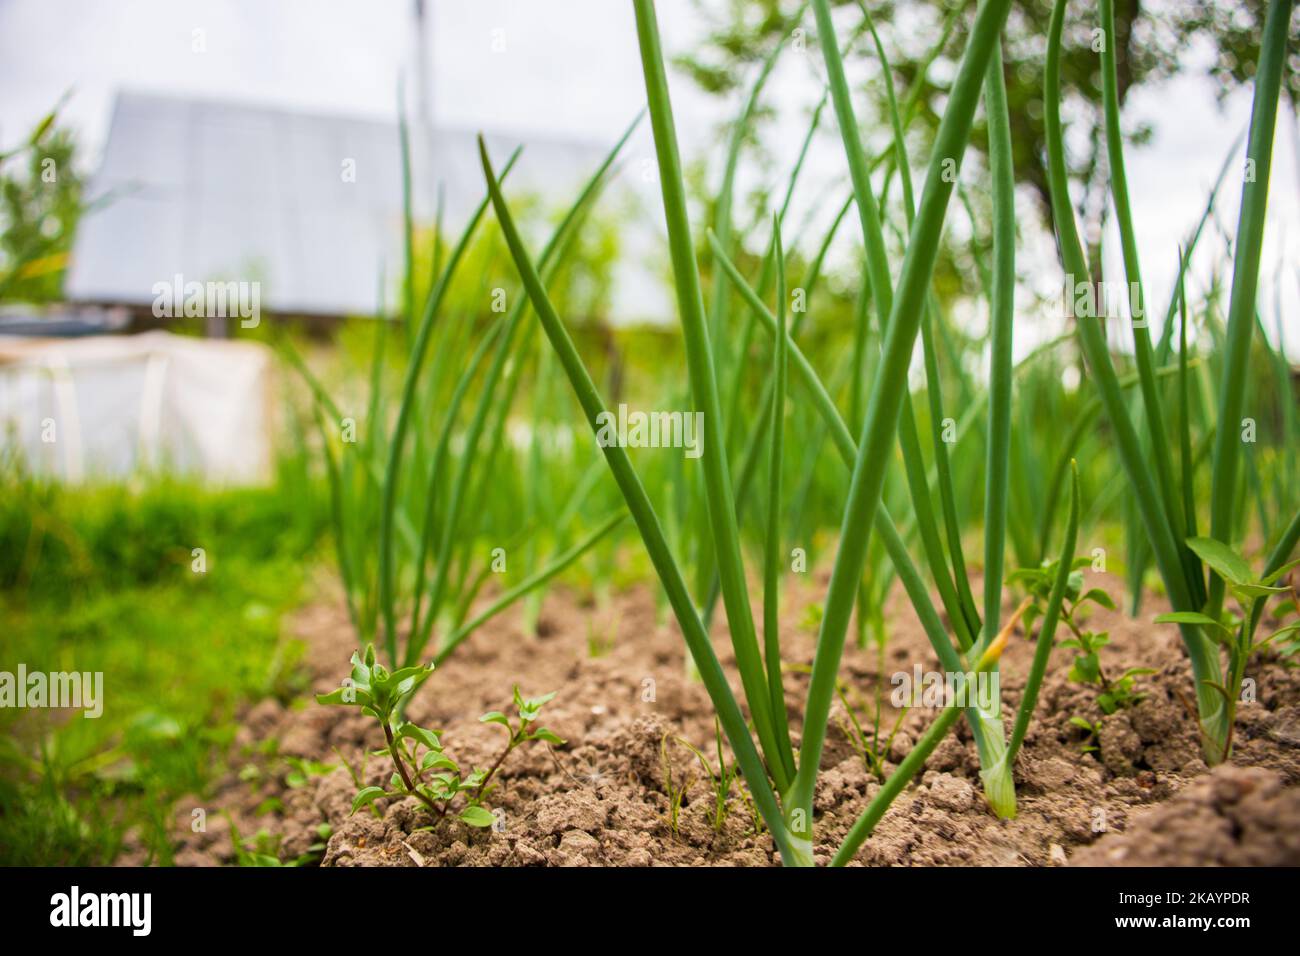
left=1, top=0, right=1297, bottom=356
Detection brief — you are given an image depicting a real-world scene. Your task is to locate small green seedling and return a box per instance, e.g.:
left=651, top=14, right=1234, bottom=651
left=660, top=722, right=765, bottom=837
left=1068, top=716, right=1104, bottom=755
left=585, top=616, right=617, bottom=658
left=228, top=815, right=332, bottom=867
left=673, top=719, right=740, bottom=833
left=317, top=644, right=562, bottom=830
left=284, top=756, right=336, bottom=789
left=1062, top=627, right=1151, bottom=716
left=660, top=732, right=693, bottom=837
left=1273, top=596, right=1300, bottom=663
left=1155, top=536, right=1300, bottom=759
left=1014, top=558, right=1150, bottom=727
left=835, top=679, right=909, bottom=782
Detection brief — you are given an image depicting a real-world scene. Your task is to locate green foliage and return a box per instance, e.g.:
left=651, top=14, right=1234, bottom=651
left=0, top=458, right=319, bottom=865
left=1063, top=631, right=1151, bottom=717
left=1013, top=558, right=1150, bottom=717
left=4, top=0, right=1296, bottom=876
left=1272, top=598, right=1300, bottom=663
left=317, top=645, right=560, bottom=829
left=0, top=104, right=87, bottom=303
left=671, top=719, right=751, bottom=833
left=0, top=465, right=322, bottom=601
left=1068, top=716, right=1104, bottom=755
left=834, top=680, right=907, bottom=782
left=486, top=0, right=1017, bottom=865
left=675, top=0, right=1299, bottom=235
left=1155, top=527, right=1300, bottom=759
left=282, top=110, right=634, bottom=675
left=659, top=732, right=691, bottom=837
left=229, top=817, right=332, bottom=867
left=1043, top=0, right=1296, bottom=763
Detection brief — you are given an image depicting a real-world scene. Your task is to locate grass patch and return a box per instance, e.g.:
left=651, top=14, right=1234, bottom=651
left=0, top=471, right=322, bottom=864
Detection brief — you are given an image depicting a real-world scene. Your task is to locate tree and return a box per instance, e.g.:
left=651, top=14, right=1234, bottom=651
left=675, top=0, right=1298, bottom=268
left=0, top=105, right=87, bottom=304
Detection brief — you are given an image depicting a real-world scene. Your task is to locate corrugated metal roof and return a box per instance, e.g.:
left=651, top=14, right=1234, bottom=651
left=65, top=90, right=606, bottom=318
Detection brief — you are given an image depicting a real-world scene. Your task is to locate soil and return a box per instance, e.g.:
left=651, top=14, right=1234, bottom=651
left=130, top=569, right=1300, bottom=867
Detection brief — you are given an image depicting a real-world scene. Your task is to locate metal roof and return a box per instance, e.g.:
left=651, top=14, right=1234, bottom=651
left=64, top=90, right=607, bottom=318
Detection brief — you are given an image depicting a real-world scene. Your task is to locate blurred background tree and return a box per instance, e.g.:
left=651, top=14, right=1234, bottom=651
left=676, top=0, right=1299, bottom=275
left=0, top=104, right=87, bottom=303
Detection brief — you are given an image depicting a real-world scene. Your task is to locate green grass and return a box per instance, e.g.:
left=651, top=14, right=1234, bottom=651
left=0, top=469, right=321, bottom=864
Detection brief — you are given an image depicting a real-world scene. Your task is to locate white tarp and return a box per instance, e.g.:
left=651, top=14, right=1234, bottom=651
left=0, top=331, right=273, bottom=484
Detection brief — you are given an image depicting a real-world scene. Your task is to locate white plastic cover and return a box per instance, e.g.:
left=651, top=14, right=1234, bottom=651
left=0, top=331, right=273, bottom=484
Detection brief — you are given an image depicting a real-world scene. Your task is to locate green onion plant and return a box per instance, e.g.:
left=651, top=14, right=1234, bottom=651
left=477, top=0, right=1067, bottom=865
left=282, top=109, right=640, bottom=672
left=1043, top=0, right=1298, bottom=763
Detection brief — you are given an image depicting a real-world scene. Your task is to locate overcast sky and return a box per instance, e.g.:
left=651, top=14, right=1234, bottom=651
left=2, top=0, right=1296, bottom=355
